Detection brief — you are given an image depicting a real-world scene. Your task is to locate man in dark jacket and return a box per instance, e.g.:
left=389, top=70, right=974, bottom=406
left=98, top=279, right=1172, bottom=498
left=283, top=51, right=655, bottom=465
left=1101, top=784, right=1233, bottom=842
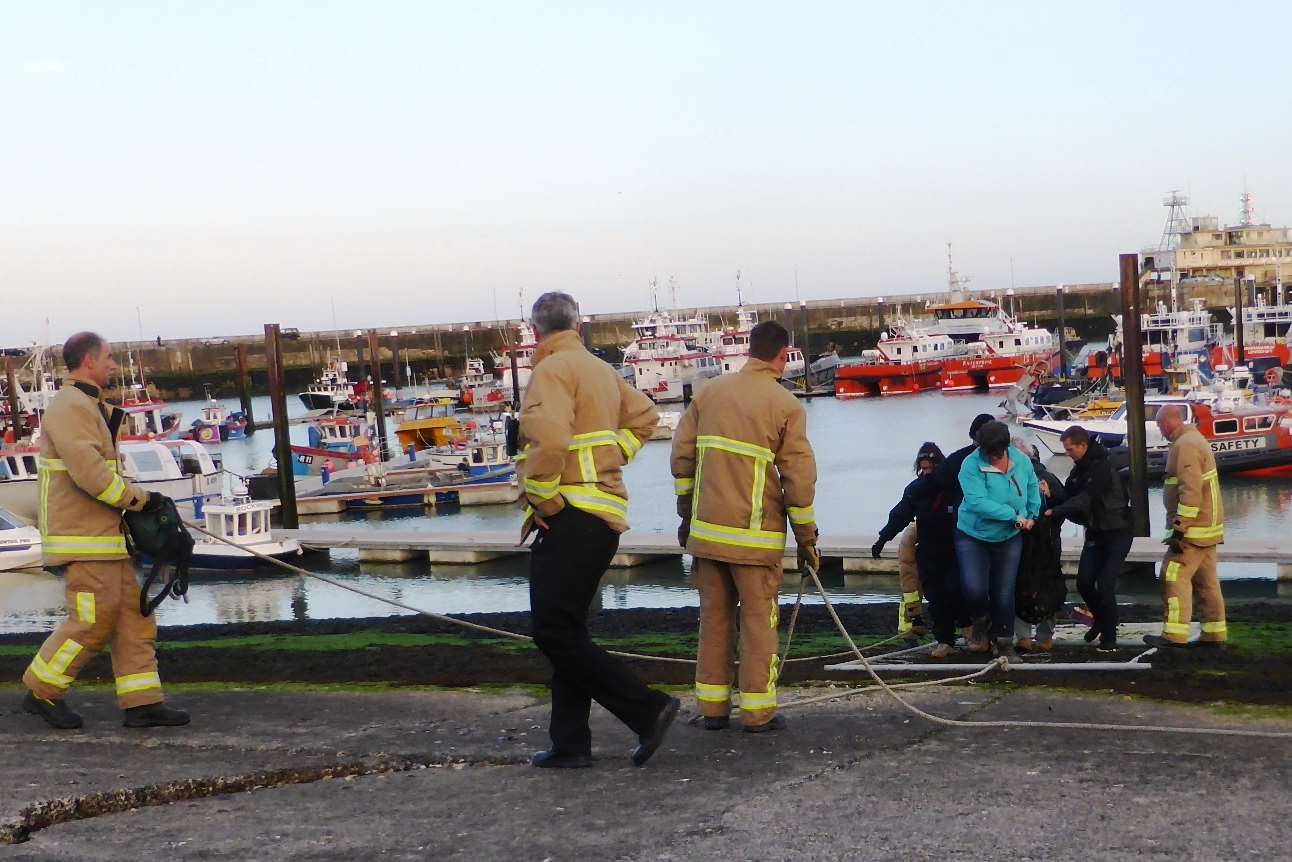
left=1043, top=426, right=1133, bottom=650
left=1014, top=439, right=1067, bottom=652
left=872, top=413, right=995, bottom=657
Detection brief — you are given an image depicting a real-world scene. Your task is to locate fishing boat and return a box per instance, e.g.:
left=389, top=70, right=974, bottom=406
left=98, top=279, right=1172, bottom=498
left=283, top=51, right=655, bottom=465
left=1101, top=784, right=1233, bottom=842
left=290, top=414, right=375, bottom=476
left=395, top=399, right=462, bottom=451
left=299, top=358, right=359, bottom=411
left=712, top=304, right=808, bottom=380
left=1213, top=293, right=1292, bottom=371
left=0, top=439, right=221, bottom=522
left=0, top=505, right=41, bottom=572
left=493, top=321, right=539, bottom=394
left=188, top=495, right=302, bottom=571
left=185, top=389, right=248, bottom=443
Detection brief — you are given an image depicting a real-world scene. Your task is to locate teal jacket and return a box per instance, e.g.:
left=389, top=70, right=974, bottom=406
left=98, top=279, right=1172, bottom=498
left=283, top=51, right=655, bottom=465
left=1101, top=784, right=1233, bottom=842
left=956, top=445, right=1042, bottom=543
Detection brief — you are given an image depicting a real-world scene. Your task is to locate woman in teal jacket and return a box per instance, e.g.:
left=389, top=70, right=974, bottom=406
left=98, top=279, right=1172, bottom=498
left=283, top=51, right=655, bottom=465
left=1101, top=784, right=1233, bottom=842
left=955, top=420, right=1041, bottom=652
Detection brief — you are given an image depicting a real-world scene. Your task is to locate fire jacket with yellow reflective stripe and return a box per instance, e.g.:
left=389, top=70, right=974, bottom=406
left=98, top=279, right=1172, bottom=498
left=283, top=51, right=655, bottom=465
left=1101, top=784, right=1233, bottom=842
left=1163, top=423, right=1224, bottom=547
left=516, top=329, right=659, bottom=535
left=671, top=358, right=818, bottom=566
left=39, top=382, right=149, bottom=565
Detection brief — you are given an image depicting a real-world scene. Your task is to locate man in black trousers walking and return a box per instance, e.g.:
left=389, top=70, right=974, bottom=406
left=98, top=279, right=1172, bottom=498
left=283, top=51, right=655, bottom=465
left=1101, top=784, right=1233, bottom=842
left=517, top=291, right=680, bottom=768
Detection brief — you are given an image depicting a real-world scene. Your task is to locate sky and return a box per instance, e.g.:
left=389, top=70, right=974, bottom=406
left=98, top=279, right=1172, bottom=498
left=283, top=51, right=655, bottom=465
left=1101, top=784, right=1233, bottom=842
left=2, top=1, right=1290, bottom=345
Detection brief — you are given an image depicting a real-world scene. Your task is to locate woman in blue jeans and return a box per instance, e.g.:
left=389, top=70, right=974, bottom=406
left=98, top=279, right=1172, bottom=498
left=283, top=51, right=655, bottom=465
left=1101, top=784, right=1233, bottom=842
left=955, top=421, right=1041, bottom=654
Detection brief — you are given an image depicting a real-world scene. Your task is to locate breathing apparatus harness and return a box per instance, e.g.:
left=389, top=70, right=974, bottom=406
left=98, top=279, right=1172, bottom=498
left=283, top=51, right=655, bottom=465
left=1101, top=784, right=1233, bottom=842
left=124, top=494, right=194, bottom=617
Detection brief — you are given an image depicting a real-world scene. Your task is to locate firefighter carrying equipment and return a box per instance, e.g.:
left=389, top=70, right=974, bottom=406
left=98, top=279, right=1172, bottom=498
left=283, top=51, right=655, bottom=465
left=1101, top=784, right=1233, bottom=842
left=125, top=493, right=194, bottom=617
left=516, top=329, right=659, bottom=536
left=37, top=381, right=150, bottom=566
left=670, top=358, right=818, bottom=567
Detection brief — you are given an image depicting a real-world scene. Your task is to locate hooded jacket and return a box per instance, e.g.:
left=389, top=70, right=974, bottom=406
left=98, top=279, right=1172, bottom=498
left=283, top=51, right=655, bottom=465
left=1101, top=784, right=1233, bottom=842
left=956, top=445, right=1042, bottom=543
left=672, top=359, right=817, bottom=566
left=1047, top=440, right=1131, bottom=533
left=39, top=381, right=150, bottom=565
left=516, top=330, right=659, bottom=534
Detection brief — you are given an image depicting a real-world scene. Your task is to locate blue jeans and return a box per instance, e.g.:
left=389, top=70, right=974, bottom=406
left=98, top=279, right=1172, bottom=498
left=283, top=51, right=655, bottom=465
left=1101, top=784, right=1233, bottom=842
left=954, top=530, right=1024, bottom=639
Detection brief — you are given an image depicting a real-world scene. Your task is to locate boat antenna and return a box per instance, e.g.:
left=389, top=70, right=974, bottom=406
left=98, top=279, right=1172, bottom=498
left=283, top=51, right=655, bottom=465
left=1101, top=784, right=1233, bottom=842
left=331, top=295, right=341, bottom=356
left=649, top=277, right=659, bottom=313
left=668, top=275, right=678, bottom=311
left=135, top=306, right=148, bottom=391
left=736, top=269, right=743, bottom=307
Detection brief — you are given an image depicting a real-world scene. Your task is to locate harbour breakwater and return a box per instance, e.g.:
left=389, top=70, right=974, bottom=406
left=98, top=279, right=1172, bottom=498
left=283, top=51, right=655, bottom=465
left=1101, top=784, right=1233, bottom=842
left=31, top=280, right=1240, bottom=400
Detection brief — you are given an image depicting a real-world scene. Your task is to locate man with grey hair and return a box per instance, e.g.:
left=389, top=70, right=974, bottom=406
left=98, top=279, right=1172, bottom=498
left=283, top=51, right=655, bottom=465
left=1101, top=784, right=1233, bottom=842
left=1144, top=403, right=1227, bottom=648
left=517, top=292, right=679, bottom=768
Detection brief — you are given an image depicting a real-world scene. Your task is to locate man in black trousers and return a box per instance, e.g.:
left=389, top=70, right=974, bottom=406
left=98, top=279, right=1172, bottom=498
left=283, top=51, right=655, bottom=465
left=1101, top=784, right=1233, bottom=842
left=517, top=291, right=680, bottom=768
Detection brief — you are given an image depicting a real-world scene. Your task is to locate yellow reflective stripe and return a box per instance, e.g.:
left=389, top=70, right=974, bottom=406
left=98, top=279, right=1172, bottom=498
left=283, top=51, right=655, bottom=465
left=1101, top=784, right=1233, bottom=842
left=787, top=505, right=815, bottom=525
left=1201, top=621, right=1228, bottom=634
left=523, top=476, right=561, bottom=500
left=902, top=591, right=922, bottom=604
left=513, top=452, right=528, bottom=462
left=577, top=447, right=596, bottom=483
left=674, top=477, right=695, bottom=495
left=95, top=475, right=128, bottom=507
left=616, top=429, right=644, bottom=461
left=1163, top=623, right=1191, bottom=637
left=1175, top=504, right=1199, bottom=519
left=115, top=671, right=162, bottom=696
left=689, top=519, right=786, bottom=550
left=1184, top=525, right=1224, bottom=540
left=739, top=688, right=777, bottom=710
left=695, top=682, right=732, bottom=703
left=1164, top=477, right=1179, bottom=485
left=1201, top=469, right=1218, bottom=480
left=569, top=430, right=619, bottom=446
left=749, top=460, right=767, bottom=532
left=37, top=457, right=67, bottom=471
left=692, top=448, right=707, bottom=516
left=897, top=612, right=912, bottom=634
left=1166, top=596, right=1181, bottom=624
left=559, top=485, right=628, bottom=520
left=1164, top=561, right=1181, bottom=583
left=39, top=462, right=51, bottom=533
left=47, top=639, right=84, bottom=675
left=76, top=592, right=96, bottom=625
left=28, top=655, right=74, bottom=690
left=770, top=597, right=779, bottom=631
left=696, top=435, right=774, bottom=462
left=42, top=535, right=128, bottom=555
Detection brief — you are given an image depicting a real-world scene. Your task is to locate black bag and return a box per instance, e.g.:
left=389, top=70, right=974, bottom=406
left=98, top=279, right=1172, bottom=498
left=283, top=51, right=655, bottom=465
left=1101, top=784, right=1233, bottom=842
left=123, top=497, right=195, bottom=617
left=1015, top=525, right=1066, bottom=624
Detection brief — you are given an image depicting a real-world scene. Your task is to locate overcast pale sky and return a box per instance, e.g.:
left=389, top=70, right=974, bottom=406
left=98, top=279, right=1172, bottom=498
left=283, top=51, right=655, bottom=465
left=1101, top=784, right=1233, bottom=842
left=2, top=1, right=1289, bottom=345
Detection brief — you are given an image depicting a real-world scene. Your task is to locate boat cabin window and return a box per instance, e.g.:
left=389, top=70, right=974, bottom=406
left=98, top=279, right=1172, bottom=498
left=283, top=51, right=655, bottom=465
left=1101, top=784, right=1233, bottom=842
left=1188, top=327, right=1207, bottom=343
left=128, top=449, right=166, bottom=475
left=1212, top=419, right=1239, bottom=435
left=471, top=447, right=484, bottom=465
left=1243, top=415, right=1275, bottom=432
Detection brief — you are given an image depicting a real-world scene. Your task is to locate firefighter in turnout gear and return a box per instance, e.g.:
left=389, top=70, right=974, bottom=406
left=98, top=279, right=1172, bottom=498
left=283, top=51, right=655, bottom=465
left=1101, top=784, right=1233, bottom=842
left=672, top=320, right=818, bottom=733
left=517, top=293, right=680, bottom=769
left=1144, top=404, right=1227, bottom=649
left=21, top=332, right=190, bottom=730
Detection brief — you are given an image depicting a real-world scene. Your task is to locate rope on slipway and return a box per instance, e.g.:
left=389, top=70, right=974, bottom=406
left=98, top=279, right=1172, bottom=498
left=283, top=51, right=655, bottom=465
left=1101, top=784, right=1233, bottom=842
left=789, top=563, right=1292, bottom=741
left=185, top=521, right=1292, bottom=738
left=182, top=520, right=903, bottom=667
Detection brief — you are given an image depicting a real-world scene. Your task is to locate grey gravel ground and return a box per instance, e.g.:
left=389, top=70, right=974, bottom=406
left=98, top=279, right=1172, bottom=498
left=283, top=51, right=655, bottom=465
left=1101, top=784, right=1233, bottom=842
left=2, top=683, right=1290, bottom=861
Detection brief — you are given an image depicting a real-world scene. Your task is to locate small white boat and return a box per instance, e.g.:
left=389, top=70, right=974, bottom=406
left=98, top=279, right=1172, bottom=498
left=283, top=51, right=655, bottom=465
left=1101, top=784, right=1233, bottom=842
left=0, top=506, right=41, bottom=571
left=190, top=495, right=302, bottom=572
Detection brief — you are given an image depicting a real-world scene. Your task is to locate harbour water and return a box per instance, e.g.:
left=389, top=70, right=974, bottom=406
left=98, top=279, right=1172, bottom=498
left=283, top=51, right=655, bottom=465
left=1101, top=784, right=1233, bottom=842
left=3, top=392, right=1290, bottom=633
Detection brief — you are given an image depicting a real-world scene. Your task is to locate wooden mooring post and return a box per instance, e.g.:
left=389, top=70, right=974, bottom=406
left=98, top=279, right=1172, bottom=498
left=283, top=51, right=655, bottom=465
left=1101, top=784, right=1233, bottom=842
left=1119, top=254, right=1150, bottom=536
left=264, top=323, right=299, bottom=529
left=367, top=329, right=389, bottom=458
left=235, top=343, right=255, bottom=434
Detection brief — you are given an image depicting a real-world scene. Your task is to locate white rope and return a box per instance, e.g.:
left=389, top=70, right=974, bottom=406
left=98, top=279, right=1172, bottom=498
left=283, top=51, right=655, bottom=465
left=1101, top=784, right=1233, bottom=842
left=799, top=564, right=1292, bottom=741
left=182, top=519, right=896, bottom=667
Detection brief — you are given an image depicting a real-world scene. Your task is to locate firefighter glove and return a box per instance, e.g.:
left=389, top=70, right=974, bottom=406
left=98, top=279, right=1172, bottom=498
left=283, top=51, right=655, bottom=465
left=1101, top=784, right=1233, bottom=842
left=798, top=542, right=821, bottom=573
left=870, top=539, right=886, bottom=560
left=677, top=518, right=690, bottom=549
left=1162, top=529, right=1185, bottom=555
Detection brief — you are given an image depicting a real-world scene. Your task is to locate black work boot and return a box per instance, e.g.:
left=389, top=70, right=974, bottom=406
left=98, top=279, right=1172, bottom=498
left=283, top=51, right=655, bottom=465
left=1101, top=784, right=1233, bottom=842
left=631, top=696, right=680, bottom=767
left=702, top=716, right=730, bottom=731
left=122, top=702, right=190, bottom=728
left=743, top=714, right=787, bottom=734
left=22, top=691, right=83, bottom=730
left=1142, top=635, right=1187, bottom=650
left=531, top=750, right=593, bottom=769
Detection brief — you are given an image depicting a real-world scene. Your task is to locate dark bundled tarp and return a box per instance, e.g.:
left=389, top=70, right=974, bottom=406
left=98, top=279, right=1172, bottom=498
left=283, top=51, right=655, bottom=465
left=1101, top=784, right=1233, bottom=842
left=1015, top=525, right=1066, bottom=624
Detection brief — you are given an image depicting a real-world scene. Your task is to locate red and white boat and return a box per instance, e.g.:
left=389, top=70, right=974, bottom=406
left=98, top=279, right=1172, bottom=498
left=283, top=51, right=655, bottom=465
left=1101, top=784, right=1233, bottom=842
left=492, top=321, right=538, bottom=394
left=119, top=384, right=182, bottom=441
left=1212, top=294, right=1292, bottom=369
left=936, top=308, right=1057, bottom=392
left=621, top=310, right=720, bottom=403
left=712, top=305, right=806, bottom=378
left=834, top=321, right=953, bottom=398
